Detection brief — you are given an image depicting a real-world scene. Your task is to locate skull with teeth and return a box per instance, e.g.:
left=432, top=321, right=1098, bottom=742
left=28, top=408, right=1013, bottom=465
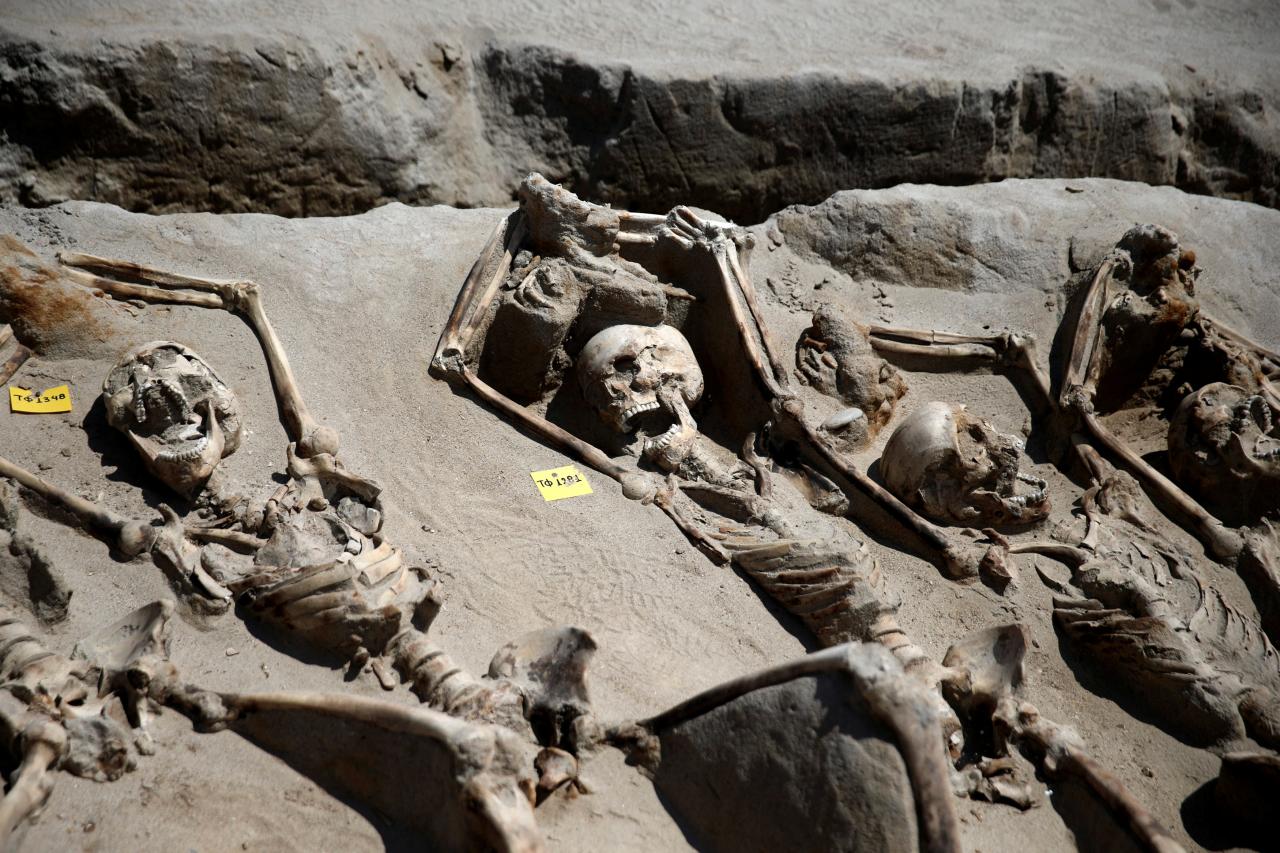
left=102, top=341, right=243, bottom=496
left=880, top=401, right=1049, bottom=527
left=577, top=324, right=704, bottom=464
left=1168, top=382, right=1280, bottom=520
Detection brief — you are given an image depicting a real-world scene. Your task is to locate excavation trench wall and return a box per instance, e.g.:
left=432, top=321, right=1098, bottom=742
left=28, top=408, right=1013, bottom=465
left=2, top=29, right=1278, bottom=222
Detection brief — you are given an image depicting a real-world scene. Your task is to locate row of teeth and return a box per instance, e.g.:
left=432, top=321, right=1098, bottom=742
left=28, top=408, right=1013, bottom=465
left=1254, top=445, right=1280, bottom=460
left=644, top=424, right=681, bottom=451
left=1004, top=491, right=1046, bottom=509
left=622, top=400, right=660, bottom=426
left=1232, top=395, right=1272, bottom=435
left=136, top=377, right=192, bottom=425
left=1010, top=472, right=1048, bottom=506
left=157, top=434, right=209, bottom=463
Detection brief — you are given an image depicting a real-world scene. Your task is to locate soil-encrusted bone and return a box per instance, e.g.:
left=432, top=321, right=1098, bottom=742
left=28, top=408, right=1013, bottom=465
left=102, top=341, right=244, bottom=497
left=622, top=643, right=959, bottom=853
left=881, top=402, right=1049, bottom=527
left=797, top=303, right=906, bottom=443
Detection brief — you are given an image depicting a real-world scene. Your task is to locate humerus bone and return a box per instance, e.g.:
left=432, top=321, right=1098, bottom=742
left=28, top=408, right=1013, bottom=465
left=59, top=251, right=338, bottom=459
left=614, top=643, right=961, bottom=853
left=0, top=455, right=155, bottom=558
left=152, top=680, right=544, bottom=852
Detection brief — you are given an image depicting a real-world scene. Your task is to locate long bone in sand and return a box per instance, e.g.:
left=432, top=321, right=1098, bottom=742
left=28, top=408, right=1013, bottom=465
left=434, top=175, right=1013, bottom=585
left=0, top=248, right=599, bottom=796
left=0, top=599, right=172, bottom=847
left=854, top=225, right=1280, bottom=644
left=0, top=593, right=546, bottom=851
left=432, top=177, right=1050, bottom=761
left=605, top=629, right=1184, bottom=853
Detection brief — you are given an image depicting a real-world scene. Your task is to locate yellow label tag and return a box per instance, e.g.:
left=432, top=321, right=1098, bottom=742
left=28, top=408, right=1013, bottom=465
left=531, top=465, right=593, bottom=502
left=9, top=385, right=72, bottom=414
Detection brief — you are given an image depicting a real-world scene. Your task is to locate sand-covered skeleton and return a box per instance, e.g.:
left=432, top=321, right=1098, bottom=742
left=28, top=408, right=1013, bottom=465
left=423, top=177, right=1197, bottom=835
left=1010, top=445, right=1280, bottom=752
left=433, top=175, right=1013, bottom=590
left=603, top=629, right=1184, bottom=852
left=0, top=588, right=547, bottom=851
left=1052, top=225, right=1280, bottom=558
left=0, top=599, right=172, bottom=847
left=0, top=249, right=598, bottom=795
left=854, top=225, right=1280, bottom=644
left=433, top=177, right=1062, bottom=770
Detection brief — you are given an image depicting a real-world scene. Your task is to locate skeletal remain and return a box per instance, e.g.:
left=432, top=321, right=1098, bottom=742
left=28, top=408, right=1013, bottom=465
left=611, top=633, right=1179, bottom=853
left=1053, top=224, right=1280, bottom=559
left=578, top=323, right=704, bottom=457
left=30, top=253, right=441, bottom=648
left=857, top=225, right=1273, bottom=563
left=610, top=643, right=962, bottom=853
left=0, top=600, right=172, bottom=845
left=576, top=323, right=749, bottom=484
left=102, top=341, right=244, bottom=497
left=1, top=251, right=605, bottom=832
left=1014, top=448, right=1280, bottom=751
left=860, top=226, right=1280, bottom=644
left=1168, top=382, right=1280, bottom=519
left=572, top=319, right=965, bottom=729
left=506, top=188, right=988, bottom=734
left=59, top=251, right=338, bottom=459
left=437, top=175, right=1004, bottom=584
left=0, top=455, right=156, bottom=559
left=881, top=402, right=1049, bottom=528
left=392, top=624, right=597, bottom=749
left=151, top=678, right=545, bottom=852
left=797, top=303, right=907, bottom=444
left=938, top=625, right=1186, bottom=852
left=855, top=289, right=1280, bottom=776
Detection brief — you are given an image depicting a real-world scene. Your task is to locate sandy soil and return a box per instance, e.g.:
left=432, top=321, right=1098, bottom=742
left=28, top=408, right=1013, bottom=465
left=0, top=177, right=1276, bottom=850
left=5, top=0, right=1278, bottom=86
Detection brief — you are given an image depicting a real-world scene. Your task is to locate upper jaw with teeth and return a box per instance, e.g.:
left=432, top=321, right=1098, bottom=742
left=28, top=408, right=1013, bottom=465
left=620, top=399, right=661, bottom=428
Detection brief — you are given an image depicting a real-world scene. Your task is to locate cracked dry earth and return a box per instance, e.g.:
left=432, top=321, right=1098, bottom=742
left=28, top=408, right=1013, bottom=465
left=0, top=176, right=1277, bottom=851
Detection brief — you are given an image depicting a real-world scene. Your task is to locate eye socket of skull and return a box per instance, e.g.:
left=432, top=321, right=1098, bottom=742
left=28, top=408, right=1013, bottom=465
left=880, top=401, right=1049, bottom=527
left=102, top=341, right=244, bottom=495
left=577, top=324, right=704, bottom=432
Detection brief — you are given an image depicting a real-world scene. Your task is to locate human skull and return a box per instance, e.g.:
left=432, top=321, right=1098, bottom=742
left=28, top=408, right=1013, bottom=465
left=1168, top=382, right=1280, bottom=519
left=880, top=401, right=1049, bottom=527
left=102, top=341, right=243, bottom=496
left=577, top=324, right=704, bottom=457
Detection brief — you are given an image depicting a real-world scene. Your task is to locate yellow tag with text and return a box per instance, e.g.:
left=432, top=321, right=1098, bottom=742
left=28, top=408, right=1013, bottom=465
left=531, top=465, right=593, bottom=501
left=9, top=385, right=72, bottom=414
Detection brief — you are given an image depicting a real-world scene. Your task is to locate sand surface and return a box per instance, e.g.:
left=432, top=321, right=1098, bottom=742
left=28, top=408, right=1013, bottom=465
left=0, top=178, right=1277, bottom=850
left=7, top=0, right=1278, bottom=84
